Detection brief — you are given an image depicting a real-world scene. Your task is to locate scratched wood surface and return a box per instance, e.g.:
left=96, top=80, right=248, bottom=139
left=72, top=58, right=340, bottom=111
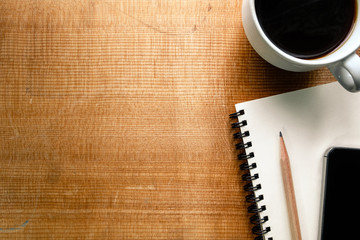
left=0, top=0, right=338, bottom=239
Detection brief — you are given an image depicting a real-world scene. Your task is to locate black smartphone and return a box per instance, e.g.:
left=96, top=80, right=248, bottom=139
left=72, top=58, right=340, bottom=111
left=319, top=147, right=360, bottom=239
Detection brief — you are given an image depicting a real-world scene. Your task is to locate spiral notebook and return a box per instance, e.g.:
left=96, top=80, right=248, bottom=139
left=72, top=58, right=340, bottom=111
left=230, top=82, right=360, bottom=240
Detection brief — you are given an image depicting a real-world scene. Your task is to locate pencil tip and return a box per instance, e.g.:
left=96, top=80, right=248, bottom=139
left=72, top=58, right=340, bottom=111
left=279, top=131, right=282, bottom=137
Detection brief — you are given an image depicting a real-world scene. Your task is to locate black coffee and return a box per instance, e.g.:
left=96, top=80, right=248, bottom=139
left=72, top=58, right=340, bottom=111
left=255, top=0, right=357, bottom=59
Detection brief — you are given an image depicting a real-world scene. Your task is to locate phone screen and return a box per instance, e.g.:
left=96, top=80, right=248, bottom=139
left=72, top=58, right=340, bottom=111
left=320, top=147, right=360, bottom=239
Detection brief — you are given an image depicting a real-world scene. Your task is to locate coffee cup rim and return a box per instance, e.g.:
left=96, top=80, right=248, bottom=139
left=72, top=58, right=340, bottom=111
left=249, top=0, right=360, bottom=66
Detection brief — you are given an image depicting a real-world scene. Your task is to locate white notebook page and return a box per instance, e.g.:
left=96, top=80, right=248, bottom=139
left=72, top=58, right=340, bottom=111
left=235, top=82, right=360, bottom=240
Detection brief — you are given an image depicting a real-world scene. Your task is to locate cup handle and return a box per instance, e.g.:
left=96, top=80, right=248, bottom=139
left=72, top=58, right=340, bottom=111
left=328, top=53, right=360, bottom=92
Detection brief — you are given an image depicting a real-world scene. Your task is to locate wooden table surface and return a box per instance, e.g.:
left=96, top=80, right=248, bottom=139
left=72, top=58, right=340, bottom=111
left=0, top=0, right=341, bottom=239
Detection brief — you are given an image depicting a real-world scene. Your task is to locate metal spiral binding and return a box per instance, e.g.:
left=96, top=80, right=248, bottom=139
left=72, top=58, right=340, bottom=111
left=230, top=109, right=271, bottom=240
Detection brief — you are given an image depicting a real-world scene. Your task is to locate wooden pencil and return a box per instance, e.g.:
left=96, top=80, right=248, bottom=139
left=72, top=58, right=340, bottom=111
left=279, top=131, right=302, bottom=240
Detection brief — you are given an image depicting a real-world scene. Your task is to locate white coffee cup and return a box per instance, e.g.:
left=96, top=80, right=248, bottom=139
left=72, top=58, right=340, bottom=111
left=242, top=0, right=360, bottom=92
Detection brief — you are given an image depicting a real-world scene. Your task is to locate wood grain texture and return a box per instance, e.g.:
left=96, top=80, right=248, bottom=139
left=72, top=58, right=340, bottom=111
left=0, top=0, right=342, bottom=239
